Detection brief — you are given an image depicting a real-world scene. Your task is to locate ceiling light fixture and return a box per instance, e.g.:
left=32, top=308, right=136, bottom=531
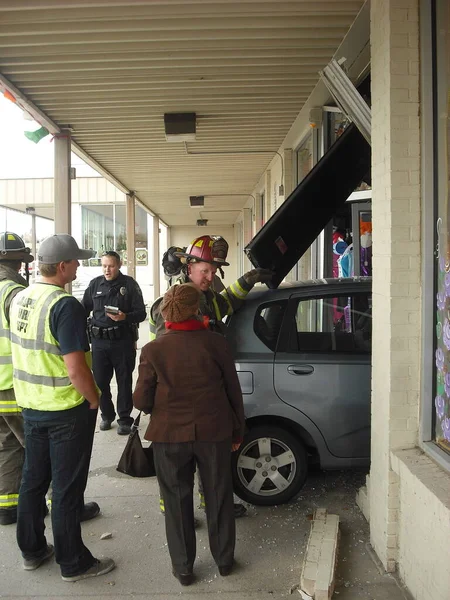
left=164, top=112, right=196, bottom=142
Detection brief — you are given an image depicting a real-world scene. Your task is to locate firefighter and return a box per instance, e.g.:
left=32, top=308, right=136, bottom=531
left=149, top=235, right=273, bottom=519
left=150, top=235, right=272, bottom=338
left=0, top=232, right=33, bottom=525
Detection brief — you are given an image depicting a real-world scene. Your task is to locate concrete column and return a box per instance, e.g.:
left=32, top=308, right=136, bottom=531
left=369, top=0, right=421, bottom=573
left=53, top=130, right=71, bottom=234
left=264, top=170, right=272, bottom=219
left=254, top=193, right=263, bottom=235
left=30, top=212, right=36, bottom=283
left=283, top=148, right=293, bottom=198
left=242, top=207, right=252, bottom=272
left=152, top=216, right=160, bottom=300
left=126, top=194, right=136, bottom=280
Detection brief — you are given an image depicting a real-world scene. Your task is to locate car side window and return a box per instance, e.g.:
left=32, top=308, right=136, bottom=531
left=292, top=293, right=372, bottom=354
left=254, top=301, right=287, bottom=351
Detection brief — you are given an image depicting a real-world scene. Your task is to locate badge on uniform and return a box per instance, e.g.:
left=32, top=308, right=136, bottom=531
left=120, top=286, right=127, bottom=296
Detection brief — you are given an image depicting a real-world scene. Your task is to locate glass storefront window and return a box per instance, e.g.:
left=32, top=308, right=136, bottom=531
left=433, top=4, right=450, bottom=454
left=296, top=133, right=313, bottom=185
left=325, top=111, right=371, bottom=192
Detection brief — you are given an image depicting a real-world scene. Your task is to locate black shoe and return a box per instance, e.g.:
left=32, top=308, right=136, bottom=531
left=0, top=507, right=17, bottom=525
left=172, top=568, right=194, bottom=586
left=117, top=424, right=131, bottom=436
left=81, top=502, right=100, bottom=522
left=218, top=561, right=234, bottom=577
left=99, top=420, right=112, bottom=431
left=234, top=503, right=247, bottom=518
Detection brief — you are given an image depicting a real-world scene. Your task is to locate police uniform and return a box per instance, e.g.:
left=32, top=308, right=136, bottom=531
left=82, top=271, right=146, bottom=429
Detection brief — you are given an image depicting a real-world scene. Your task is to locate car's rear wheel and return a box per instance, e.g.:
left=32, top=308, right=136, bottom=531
left=232, top=426, right=308, bottom=506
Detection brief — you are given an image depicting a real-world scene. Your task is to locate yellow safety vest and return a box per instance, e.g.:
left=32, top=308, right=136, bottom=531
left=10, top=283, right=91, bottom=411
left=0, top=280, right=24, bottom=412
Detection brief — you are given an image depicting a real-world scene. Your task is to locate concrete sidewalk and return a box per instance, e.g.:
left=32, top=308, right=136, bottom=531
left=0, top=417, right=411, bottom=599
left=0, top=331, right=412, bottom=599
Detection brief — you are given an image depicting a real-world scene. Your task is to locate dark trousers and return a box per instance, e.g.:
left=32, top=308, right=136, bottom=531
left=92, top=339, right=136, bottom=427
left=153, top=439, right=235, bottom=573
left=17, top=402, right=97, bottom=577
left=0, top=415, right=25, bottom=510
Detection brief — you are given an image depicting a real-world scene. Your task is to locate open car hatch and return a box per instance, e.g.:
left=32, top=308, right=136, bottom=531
left=245, top=123, right=371, bottom=289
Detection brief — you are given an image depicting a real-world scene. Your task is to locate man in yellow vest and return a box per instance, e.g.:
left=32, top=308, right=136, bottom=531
left=0, top=232, right=33, bottom=526
left=10, top=234, right=115, bottom=581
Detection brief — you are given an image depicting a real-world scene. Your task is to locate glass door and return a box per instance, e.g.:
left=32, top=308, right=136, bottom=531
left=351, top=202, right=372, bottom=277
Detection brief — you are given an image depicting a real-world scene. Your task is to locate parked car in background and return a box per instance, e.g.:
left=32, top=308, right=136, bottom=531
left=225, top=278, right=372, bottom=506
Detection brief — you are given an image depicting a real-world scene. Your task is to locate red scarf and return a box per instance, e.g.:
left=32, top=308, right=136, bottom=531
left=165, top=318, right=209, bottom=331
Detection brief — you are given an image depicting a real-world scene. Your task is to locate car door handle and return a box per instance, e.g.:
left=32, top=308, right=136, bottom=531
left=287, top=365, right=314, bottom=375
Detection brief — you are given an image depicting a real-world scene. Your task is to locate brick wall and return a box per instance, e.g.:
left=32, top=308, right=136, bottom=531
left=369, top=0, right=421, bottom=573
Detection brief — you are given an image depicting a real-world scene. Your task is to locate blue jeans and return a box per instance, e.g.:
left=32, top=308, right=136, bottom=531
left=17, top=401, right=97, bottom=577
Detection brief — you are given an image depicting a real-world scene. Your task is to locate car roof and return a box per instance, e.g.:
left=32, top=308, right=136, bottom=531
left=243, top=276, right=372, bottom=303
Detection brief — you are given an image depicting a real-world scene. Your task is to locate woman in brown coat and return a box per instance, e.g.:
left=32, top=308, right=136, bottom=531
left=133, top=283, right=245, bottom=586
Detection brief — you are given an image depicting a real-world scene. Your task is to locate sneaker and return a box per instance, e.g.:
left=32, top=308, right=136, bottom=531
left=61, top=558, right=116, bottom=582
left=23, top=544, right=54, bottom=571
left=117, top=424, right=131, bottom=436
left=81, top=502, right=100, bottom=522
left=99, top=420, right=112, bottom=431
left=0, top=507, right=17, bottom=525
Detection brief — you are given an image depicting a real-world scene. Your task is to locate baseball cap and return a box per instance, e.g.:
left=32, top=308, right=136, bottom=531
left=38, top=234, right=94, bottom=263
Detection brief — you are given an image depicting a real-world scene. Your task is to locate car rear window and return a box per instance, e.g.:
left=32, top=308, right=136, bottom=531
left=254, top=301, right=287, bottom=351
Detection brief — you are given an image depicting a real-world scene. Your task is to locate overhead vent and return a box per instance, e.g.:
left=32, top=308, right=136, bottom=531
left=189, top=195, right=204, bottom=208
left=164, top=112, right=196, bottom=142
left=196, top=219, right=208, bottom=226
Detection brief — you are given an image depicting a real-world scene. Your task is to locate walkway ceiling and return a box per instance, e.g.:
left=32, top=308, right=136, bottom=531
left=0, top=0, right=365, bottom=228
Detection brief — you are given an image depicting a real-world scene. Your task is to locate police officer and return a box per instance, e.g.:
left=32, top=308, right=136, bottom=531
left=0, top=232, right=33, bottom=525
left=150, top=235, right=273, bottom=519
left=82, top=250, right=146, bottom=435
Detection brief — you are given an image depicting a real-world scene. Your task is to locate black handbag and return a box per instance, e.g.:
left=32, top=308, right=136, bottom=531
left=116, top=412, right=156, bottom=478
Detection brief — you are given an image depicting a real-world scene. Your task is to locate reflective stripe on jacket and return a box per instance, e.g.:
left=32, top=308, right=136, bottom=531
left=10, top=283, right=90, bottom=411
left=0, top=493, right=19, bottom=508
left=0, top=280, right=24, bottom=400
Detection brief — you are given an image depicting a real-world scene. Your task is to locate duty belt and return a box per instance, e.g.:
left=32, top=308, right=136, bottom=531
left=90, top=325, right=122, bottom=341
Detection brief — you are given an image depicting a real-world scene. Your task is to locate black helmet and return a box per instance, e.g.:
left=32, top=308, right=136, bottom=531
left=0, top=231, right=34, bottom=263
left=162, top=246, right=186, bottom=277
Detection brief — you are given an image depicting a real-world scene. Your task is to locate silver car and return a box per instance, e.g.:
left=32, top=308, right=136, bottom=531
left=225, top=277, right=372, bottom=506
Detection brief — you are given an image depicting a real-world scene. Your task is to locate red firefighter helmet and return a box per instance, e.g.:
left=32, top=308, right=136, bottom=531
left=174, top=235, right=230, bottom=266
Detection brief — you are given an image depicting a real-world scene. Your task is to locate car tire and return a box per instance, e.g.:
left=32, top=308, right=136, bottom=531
left=232, top=426, right=308, bottom=506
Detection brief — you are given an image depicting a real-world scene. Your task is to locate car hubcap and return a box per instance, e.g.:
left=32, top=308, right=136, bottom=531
left=237, top=436, right=297, bottom=497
